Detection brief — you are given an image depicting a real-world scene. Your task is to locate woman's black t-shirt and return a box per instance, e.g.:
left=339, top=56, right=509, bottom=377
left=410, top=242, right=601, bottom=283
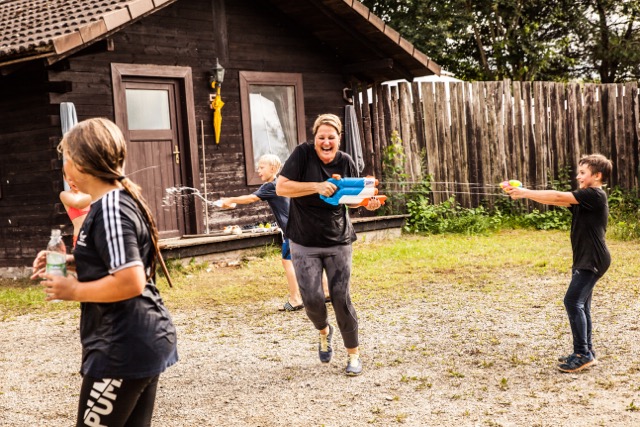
left=279, top=142, right=358, bottom=247
left=73, top=189, right=178, bottom=379
left=569, top=187, right=611, bottom=276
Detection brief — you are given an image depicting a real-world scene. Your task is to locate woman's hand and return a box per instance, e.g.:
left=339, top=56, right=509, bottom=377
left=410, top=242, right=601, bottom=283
left=38, top=272, right=79, bottom=301
left=30, top=250, right=47, bottom=280
left=31, top=252, right=76, bottom=279
left=316, top=181, right=337, bottom=197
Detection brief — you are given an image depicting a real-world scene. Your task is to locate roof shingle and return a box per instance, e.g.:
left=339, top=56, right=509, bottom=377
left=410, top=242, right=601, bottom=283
left=0, top=0, right=158, bottom=61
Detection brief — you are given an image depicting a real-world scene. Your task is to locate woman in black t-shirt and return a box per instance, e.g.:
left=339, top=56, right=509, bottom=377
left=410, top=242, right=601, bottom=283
left=505, top=154, right=612, bottom=373
left=277, top=113, right=382, bottom=376
left=32, top=118, right=178, bottom=426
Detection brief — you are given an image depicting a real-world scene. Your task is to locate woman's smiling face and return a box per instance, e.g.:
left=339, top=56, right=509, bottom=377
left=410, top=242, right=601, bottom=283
left=314, top=124, right=340, bottom=164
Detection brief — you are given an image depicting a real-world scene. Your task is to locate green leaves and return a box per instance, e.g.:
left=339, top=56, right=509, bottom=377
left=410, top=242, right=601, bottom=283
left=361, top=0, right=640, bottom=82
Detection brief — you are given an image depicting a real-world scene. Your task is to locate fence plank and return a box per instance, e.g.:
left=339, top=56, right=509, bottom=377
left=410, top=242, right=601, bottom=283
left=398, top=82, right=419, bottom=182
left=511, top=82, right=525, bottom=184
left=602, top=85, right=617, bottom=185
left=435, top=82, right=452, bottom=201
left=549, top=83, right=563, bottom=177
left=453, top=82, right=471, bottom=206
left=472, top=82, right=489, bottom=200
left=380, top=84, right=393, bottom=144
left=463, top=82, right=480, bottom=205
left=502, top=80, right=514, bottom=182
left=421, top=82, right=439, bottom=186
left=567, top=83, right=581, bottom=176
left=412, top=81, right=426, bottom=154
left=361, top=86, right=375, bottom=177
left=631, top=83, right=640, bottom=190
left=371, top=84, right=382, bottom=180
left=532, top=82, right=547, bottom=187
left=616, top=84, right=628, bottom=188
left=485, top=82, right=505, bottom=191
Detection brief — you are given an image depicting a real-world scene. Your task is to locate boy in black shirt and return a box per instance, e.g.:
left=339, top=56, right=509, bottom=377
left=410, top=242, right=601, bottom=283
left=505, top=154, right=612, bottom=373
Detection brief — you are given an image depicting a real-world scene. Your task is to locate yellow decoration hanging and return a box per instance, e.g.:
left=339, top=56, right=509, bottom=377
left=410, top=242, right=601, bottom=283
left=211, top=83, right=224, bottom=145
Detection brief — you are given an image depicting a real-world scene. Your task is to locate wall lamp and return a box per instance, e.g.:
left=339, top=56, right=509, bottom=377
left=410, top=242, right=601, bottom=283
left=208, top=58, right=225, bottom=90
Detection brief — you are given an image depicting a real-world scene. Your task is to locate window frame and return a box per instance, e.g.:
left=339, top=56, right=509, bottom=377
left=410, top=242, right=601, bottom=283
left=239, top=71, right=306, bottom=185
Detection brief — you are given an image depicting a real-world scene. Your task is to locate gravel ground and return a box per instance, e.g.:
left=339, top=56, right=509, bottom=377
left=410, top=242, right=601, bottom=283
left=2, top=272, right=640, bottom=427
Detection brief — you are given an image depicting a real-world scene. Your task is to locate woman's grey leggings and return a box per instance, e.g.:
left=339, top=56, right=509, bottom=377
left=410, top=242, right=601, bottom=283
left=290, top=242, right=359, bottom=348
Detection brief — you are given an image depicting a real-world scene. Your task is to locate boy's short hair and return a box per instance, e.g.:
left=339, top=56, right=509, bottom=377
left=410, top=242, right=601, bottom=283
left=258, top=154, right=282, bottom=172
left=579, top=154, right=613, bottom=183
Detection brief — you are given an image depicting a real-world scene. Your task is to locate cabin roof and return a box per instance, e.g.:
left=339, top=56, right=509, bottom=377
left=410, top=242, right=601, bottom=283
left=0, top=0, right=440, bottom=81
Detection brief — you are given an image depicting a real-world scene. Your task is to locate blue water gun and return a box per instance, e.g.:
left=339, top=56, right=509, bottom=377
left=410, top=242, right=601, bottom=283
left=320, top=174, right=387, bottom=207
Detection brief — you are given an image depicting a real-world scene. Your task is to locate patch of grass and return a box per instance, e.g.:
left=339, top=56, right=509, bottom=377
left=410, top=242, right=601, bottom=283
left=626, top=401, right=640, bottom=412
left=1, top=230, right=639, bottom=317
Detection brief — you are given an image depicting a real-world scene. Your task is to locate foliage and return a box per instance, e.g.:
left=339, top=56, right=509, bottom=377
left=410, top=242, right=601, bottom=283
left=607, top=187, right=640, bottom=240
left=360, top=0, right=640, bottom=83
left=379, top=131, right=432, bottom=216
left=380, top=131, right=409, bottom=215
left=360, top=0, right=581, bottom=81
left=548, top=164, right=573, bottom=192
left=403, top=179, right=639, bottom=238
left=573, top=0, right=640, bottom=82
left=520, top=208, right=572, bottom=231
left=405, top=195, right=502, bottom=234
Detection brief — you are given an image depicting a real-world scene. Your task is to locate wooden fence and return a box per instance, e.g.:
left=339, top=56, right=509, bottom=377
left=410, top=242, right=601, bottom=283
left=352, top=80, right=640, bottom=206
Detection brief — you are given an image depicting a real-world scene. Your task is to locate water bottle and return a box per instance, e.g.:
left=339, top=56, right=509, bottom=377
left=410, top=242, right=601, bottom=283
left=45, top=230, right=67, bottom=300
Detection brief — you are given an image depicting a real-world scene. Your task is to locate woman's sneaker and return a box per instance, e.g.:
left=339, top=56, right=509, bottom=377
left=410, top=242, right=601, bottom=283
left=558, top=349, right=596, bottom=363
left=345, top=353, right=363, bottom=376
left=558, top=352, right=595, bottom=373
left=318, top=325, right=334, bottom=363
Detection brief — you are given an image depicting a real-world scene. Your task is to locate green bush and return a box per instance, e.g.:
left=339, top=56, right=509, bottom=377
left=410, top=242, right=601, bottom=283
left=403, top=185, right=639, bottom=240
left=608, top=187, right=640, bottom=240
left=404, top=196, right=501, bottom=235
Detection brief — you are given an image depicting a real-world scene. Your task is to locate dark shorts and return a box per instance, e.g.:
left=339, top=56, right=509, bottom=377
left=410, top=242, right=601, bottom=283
left=281, top=238, right=291, bottom=260
left=77, top=375, right=159, bottom=427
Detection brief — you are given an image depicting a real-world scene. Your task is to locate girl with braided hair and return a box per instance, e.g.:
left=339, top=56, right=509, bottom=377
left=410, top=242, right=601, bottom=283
left=32, top=117, right=178, bottom=426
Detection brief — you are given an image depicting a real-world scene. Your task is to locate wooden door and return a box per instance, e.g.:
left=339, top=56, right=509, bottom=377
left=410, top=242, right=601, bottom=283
left=119, top=79, right=186, bottom=239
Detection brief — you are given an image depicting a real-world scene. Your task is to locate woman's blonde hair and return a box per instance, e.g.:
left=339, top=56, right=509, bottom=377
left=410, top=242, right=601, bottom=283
left=58, top=117, right=160, bottom=279
left=312, top=113, right=342, bottom=136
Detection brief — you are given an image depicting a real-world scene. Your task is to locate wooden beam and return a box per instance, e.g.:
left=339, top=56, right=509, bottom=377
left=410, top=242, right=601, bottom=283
left=305, top=0, right=415, bottom=82
left=212, top=0, right=229, bottom=62
left=342, top=58, right=393, bottom=75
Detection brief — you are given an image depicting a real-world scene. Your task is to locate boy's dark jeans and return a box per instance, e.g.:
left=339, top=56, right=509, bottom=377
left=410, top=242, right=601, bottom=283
left=564, top=269, right=600, bottom=356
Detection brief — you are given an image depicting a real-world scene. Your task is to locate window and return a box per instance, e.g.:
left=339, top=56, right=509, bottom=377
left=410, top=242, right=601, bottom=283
left=239, top=71, right=306, bottom=185
left=125, top=89, right=171, bottom=130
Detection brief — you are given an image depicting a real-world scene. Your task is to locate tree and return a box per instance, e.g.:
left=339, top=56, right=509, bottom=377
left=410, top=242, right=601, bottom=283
left=361, top=0, right=640, bottom=82
left=361, top=0, right=580, bottom=81
left=574, top=0, right=640, bottom=82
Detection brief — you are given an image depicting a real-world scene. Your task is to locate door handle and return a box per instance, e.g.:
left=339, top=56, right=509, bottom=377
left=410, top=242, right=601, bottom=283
left=172, top=145, right=180, bottom=164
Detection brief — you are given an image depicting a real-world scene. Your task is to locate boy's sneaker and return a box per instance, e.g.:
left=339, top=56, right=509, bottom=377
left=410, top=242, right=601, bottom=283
left=318, top=324, right=334, bottom=363
left=345, top=353, right=363, bottom=376
left=558, top=353, right=595, bottom=373
left=558, top=349, right=596, bottom=363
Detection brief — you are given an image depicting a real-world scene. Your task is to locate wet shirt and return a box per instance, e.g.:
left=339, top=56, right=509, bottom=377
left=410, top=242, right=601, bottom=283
left=569, top=187, right=611, bottom=276
left=74, top=189, right=178, bottom=379
left=253, top=179, right=290, bottom=239
left=279, top=142, right=358, bottom=247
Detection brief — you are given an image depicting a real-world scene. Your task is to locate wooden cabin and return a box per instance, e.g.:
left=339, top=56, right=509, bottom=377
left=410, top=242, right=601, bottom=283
left=0, top=0, right=440, bottom=273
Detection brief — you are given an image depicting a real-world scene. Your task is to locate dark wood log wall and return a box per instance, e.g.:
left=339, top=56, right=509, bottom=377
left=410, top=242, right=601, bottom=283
left=0, top=0, right=359, bottom=267
left=0, top=66, right=68, bottom=267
